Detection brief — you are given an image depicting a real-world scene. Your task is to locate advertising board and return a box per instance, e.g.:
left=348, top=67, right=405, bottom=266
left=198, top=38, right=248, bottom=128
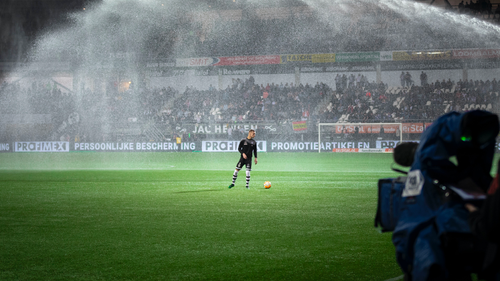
left=202, top=141, right=267, bottom=152
left=3, top=138, right=499, bottom=153
left=73, top=142, right=196, bottom=151
left=14, top=142, right=69, bottom=152
left=0, top=143, right=11, bottom=152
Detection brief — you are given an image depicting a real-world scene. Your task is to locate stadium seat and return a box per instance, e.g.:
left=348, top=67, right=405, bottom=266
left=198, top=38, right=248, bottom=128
left=426, top=101, right=431, bottom=106
left=487, top=104, right=492, bottom=110
left=463, top=104, right=469, bottom=111
left=480, top=104, right=486, bottom=110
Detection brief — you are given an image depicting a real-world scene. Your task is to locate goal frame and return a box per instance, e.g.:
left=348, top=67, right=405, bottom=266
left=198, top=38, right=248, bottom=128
left=317, top=122, right=403, bottom=153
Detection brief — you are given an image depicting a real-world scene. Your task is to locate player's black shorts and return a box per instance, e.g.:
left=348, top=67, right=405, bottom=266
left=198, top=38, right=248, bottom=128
left=235, top=157, right=252, bottom=171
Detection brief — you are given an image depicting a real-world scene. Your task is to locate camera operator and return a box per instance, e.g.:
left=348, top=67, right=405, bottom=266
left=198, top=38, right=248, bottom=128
left=391, top=110, right=500, bottom=281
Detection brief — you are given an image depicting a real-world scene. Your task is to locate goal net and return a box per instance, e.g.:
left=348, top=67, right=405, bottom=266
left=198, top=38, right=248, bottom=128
left=317, top=123, right=403, bottom=153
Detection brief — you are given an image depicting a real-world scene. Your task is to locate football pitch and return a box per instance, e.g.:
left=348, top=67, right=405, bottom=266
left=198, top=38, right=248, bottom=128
left=1, top=152, right=404, bottom=280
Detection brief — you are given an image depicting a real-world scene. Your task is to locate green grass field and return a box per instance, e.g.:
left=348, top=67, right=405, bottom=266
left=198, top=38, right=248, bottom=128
left=0, top=152, right=406, bottom=280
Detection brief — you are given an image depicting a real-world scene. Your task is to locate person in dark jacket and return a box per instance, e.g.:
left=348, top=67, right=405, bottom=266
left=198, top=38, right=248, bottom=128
left=392, top=110, right=499, bottom=281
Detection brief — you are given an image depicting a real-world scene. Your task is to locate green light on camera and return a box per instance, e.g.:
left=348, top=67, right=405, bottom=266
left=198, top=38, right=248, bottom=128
left=461, top=136, right=471, bottom=141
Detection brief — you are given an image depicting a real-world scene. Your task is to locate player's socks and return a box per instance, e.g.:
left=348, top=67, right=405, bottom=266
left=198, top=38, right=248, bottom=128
left=246, top=170, right=250, bottom=188
left=232, top=170, right=239, bottom=184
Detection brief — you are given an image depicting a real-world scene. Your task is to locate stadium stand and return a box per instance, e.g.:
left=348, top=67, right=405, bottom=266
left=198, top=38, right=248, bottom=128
left=1, top=76, right=498, bottom=142
left=1, top=1, right=500, bottom=143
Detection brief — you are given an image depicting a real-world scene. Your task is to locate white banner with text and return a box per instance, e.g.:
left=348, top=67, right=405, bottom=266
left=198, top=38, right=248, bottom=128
left=15, top=142, right=70, bottom=152
left=202, top=141, right=267, bottom=152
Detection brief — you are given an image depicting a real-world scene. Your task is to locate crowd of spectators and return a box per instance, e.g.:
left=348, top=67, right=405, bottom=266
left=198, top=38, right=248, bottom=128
left=319, top=72, right=499, bottom=123
left=138, top=74, right=500, bottom=128
left=156, top=77, right=327, bottom=125
left=1, top=73, right=499, bottom=142
left=0, top=80, right=76, bottom=142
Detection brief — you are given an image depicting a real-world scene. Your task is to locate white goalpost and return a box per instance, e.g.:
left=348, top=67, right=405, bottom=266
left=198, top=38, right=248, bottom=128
left=317, top=122, right=404, bottom=153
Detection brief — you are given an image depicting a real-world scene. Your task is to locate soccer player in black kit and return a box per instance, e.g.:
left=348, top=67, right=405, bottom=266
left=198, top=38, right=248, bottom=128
left=229, top=129, right=258, bottom=189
